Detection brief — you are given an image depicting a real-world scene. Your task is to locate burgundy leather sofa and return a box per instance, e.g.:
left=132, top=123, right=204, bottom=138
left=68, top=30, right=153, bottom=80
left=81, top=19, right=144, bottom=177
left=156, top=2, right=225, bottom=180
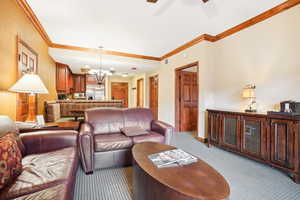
left=79, top=108, right=174, bottom=174
left=0, top=116, right=78, bottom=200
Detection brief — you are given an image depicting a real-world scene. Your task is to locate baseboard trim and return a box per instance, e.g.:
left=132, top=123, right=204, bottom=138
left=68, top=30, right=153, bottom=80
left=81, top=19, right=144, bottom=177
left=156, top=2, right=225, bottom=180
left=196, top=137, right=208, bottom=144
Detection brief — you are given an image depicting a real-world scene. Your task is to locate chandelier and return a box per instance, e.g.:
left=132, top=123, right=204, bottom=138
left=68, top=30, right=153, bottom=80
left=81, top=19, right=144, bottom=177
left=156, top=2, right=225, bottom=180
left=93, top=46, right=106, bottom=85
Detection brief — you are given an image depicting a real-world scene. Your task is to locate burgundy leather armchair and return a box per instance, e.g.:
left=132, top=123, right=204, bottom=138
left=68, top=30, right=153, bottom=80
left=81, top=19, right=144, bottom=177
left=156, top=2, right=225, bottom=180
left=78, top=108, right=174, bottom=174
left=0, top=115, right=78, bottom=200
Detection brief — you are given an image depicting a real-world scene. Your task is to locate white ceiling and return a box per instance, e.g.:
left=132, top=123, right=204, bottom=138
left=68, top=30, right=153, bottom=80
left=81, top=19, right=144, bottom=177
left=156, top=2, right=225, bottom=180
left=28, top=0, right=285, bottom=57
left=49, top=48, right=160, bottom=75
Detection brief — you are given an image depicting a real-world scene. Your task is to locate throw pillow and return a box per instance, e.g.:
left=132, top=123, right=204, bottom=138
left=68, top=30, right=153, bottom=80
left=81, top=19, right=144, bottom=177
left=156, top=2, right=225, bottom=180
left=120, top=126, right=149, bottom=137
left=0, top=132, right=23, bottom=189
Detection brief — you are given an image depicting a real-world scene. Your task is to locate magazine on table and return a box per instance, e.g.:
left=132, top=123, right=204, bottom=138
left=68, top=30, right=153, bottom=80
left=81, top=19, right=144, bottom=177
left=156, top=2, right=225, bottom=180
left=148, top=149, right=198, bottom=168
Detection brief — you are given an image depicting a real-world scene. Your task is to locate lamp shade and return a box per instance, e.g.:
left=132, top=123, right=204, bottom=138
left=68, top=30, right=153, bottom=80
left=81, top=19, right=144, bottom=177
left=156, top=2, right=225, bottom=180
left=242, top=88, right=255, bottom=98
left=9, top=74, right=49, bottom=94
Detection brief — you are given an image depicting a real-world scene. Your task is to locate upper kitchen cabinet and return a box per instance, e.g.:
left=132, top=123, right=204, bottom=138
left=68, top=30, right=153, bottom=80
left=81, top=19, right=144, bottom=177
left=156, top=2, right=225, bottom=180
left=73, top=74, right=86, bottom=93
left=56, top=63, right=73, bottom=94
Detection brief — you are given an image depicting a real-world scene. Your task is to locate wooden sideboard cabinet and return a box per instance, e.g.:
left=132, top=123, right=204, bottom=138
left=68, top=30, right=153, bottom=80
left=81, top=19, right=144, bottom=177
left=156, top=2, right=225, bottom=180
left=207, top=109, right=300, bottom=183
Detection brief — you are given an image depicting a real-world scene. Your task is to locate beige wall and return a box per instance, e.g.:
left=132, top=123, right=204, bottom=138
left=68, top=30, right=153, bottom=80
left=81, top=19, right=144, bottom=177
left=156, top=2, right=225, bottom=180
left=157, top=42, right=215, bottom=138
left=0, top=0, right=56, bottom=119
left=213, top=4, right=300, bottom=113
left=156, top=4, right=300, bottom=138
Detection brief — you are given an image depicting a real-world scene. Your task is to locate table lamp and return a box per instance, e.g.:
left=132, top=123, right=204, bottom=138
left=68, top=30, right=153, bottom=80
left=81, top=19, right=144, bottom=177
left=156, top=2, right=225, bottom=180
left=242, top=84, right=256, bottom=112
left=9, top=73, right=49, bottom=122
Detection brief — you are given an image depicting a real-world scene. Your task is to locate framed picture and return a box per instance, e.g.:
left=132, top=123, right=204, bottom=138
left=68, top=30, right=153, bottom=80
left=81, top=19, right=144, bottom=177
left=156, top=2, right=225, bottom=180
left=22, top=52, right=28, bottom=66
left=17, top=37, right=38, bottom=77
left=29, top=57, right=35, bottom=72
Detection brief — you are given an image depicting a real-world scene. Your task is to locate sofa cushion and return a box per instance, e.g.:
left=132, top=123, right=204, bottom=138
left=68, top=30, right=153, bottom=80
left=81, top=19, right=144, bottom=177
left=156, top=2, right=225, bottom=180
left=120, top=126, right=148, bottom=137
left=132, top=131, right=165, bottom=144
left=14, top=184, right=68, bottom=200
left=94, top=133, right=133, bottom=152
left=123, top=108, right=153, bottom=131
left=0, top=147, right=77, bottom=199
left=0, top=115, right=25, bottom=155
left=86, top=108, right=125, bottom=135
left=0, top=132, right=23, bottom=190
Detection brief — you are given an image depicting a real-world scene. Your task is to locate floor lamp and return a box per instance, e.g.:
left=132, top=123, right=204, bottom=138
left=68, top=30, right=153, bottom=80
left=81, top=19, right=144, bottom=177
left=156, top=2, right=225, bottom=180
left=9, top=73, right=49, bottom=122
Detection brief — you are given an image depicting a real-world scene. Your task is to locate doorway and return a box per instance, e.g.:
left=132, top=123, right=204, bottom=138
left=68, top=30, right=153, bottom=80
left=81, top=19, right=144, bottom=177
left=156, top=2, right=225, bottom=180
left=137, top=78, right=144, bottom=107
left=111, top=82, right=128, bottom=108
left=149, top=75, right=159, bottom=120
left=175, top=62, right=199, bottom=132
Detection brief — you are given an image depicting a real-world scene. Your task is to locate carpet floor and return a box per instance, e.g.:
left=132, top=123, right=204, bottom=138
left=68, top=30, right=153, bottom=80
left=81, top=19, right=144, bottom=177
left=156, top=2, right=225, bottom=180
left=74, top=132, right=300, bottom=200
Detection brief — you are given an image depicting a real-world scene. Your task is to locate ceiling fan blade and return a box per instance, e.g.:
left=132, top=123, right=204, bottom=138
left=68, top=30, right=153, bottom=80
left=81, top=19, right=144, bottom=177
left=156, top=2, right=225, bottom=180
left=147, top=0, right=158, bottom=3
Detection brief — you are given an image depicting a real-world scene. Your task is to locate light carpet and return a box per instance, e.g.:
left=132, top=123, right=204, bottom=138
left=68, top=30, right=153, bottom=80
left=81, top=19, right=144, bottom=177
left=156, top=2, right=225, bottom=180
left=74, top=132, right=300, bottom=200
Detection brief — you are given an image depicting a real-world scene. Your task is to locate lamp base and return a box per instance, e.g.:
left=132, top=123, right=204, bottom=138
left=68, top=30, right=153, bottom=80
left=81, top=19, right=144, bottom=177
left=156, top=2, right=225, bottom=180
left=245, top=109, right=257, bottom=113
left=25, top=94, right=36, bottom=122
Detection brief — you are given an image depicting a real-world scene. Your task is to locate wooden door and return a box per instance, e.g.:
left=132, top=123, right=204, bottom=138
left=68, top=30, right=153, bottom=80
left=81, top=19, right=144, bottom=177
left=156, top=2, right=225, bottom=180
left=111, top=82, right=128, bottom=108
left=149, top=75, right=159, bottom=120
left=220, top=114, right=241, bottom=151
left=178, top=71, right=198, bottom=131
left=240, top=116, right=268, bottom=160
left=270, top=119, right=296, bottom=169
left=137, top=78, right=144, bottom=107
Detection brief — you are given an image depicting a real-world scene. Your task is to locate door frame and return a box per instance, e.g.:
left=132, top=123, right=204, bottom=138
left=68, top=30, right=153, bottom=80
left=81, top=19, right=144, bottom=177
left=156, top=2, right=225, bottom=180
left=175, top=61, right=199, bottom=132
left=149, top=75, right=159, bottom=120
left=137, top=78, right=144, bottom=107
left=111, top=82, right=129, bottom=108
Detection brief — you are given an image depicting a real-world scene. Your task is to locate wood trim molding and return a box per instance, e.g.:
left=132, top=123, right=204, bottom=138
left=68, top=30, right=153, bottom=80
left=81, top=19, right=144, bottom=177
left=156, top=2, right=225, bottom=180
left=175, top=61, right=199, bottom=131
left=160, top=34, right=214, bottom=60
left=213, top=0, right=300, bottom=41
left=50, top=43, right=161, bottom=61
left=16, top=0, right=300, bottom=61
left=160, top=0, right=300, bottom=60
left=196, top=137, right=208, bottom=144
left=16, top=0, right=52, bottom=45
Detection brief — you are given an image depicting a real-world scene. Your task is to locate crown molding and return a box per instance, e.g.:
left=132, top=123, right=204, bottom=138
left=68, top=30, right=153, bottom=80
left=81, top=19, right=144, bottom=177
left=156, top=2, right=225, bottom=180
left=160, top=0, right=300, bottom=60
left=50, top=43, right=161, bottom=61
left=213, top=0, right=300, bottom=42
left=16, top=0, right=52, bottom=45
left=16, top=0, right=300, bottom=62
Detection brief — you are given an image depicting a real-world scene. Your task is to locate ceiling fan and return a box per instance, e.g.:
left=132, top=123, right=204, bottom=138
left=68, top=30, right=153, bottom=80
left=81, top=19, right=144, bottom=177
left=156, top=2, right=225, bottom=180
left=147, top=0, right=209, bottom=3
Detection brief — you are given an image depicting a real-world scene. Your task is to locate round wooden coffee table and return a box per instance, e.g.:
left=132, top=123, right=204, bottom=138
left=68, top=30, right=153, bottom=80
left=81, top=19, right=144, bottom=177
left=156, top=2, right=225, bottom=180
left=132, top=142, right=230, bottom=200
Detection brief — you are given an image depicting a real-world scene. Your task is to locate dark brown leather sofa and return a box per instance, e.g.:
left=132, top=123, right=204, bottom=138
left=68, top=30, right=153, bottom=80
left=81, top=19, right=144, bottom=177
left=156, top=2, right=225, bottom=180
left=0, top=116, right=78, bottom=200
left=79, top=108, right=174, bottom=174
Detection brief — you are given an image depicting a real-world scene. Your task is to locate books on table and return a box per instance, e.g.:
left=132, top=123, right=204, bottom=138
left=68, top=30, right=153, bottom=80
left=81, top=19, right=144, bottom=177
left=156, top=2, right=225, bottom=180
left=148, top=149, right=198, bottom=168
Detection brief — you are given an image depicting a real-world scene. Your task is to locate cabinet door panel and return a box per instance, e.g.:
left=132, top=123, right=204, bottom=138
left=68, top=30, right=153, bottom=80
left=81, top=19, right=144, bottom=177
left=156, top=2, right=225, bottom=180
left=221, top=114, right=240, bottom=150
left=241, top=117, right=267, bottom=159
left=270, top=119, right=295, bottom=169
left=208, top=113, right=221, bottom=144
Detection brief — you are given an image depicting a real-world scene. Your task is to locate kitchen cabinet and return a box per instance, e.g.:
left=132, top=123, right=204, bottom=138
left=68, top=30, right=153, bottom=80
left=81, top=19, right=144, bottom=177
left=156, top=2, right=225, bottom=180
left=73, top=74, right=86, bottom=93
left=56, top=63, right=73, bottom=94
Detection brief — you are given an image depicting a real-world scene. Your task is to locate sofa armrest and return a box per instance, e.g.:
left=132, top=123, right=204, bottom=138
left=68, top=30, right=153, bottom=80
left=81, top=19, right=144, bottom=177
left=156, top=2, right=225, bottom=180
left=151, top=120, right=174, bottom=145
left=20, top=130, right=78, bottom=155
left=78, top=123, right=94, bottom=174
